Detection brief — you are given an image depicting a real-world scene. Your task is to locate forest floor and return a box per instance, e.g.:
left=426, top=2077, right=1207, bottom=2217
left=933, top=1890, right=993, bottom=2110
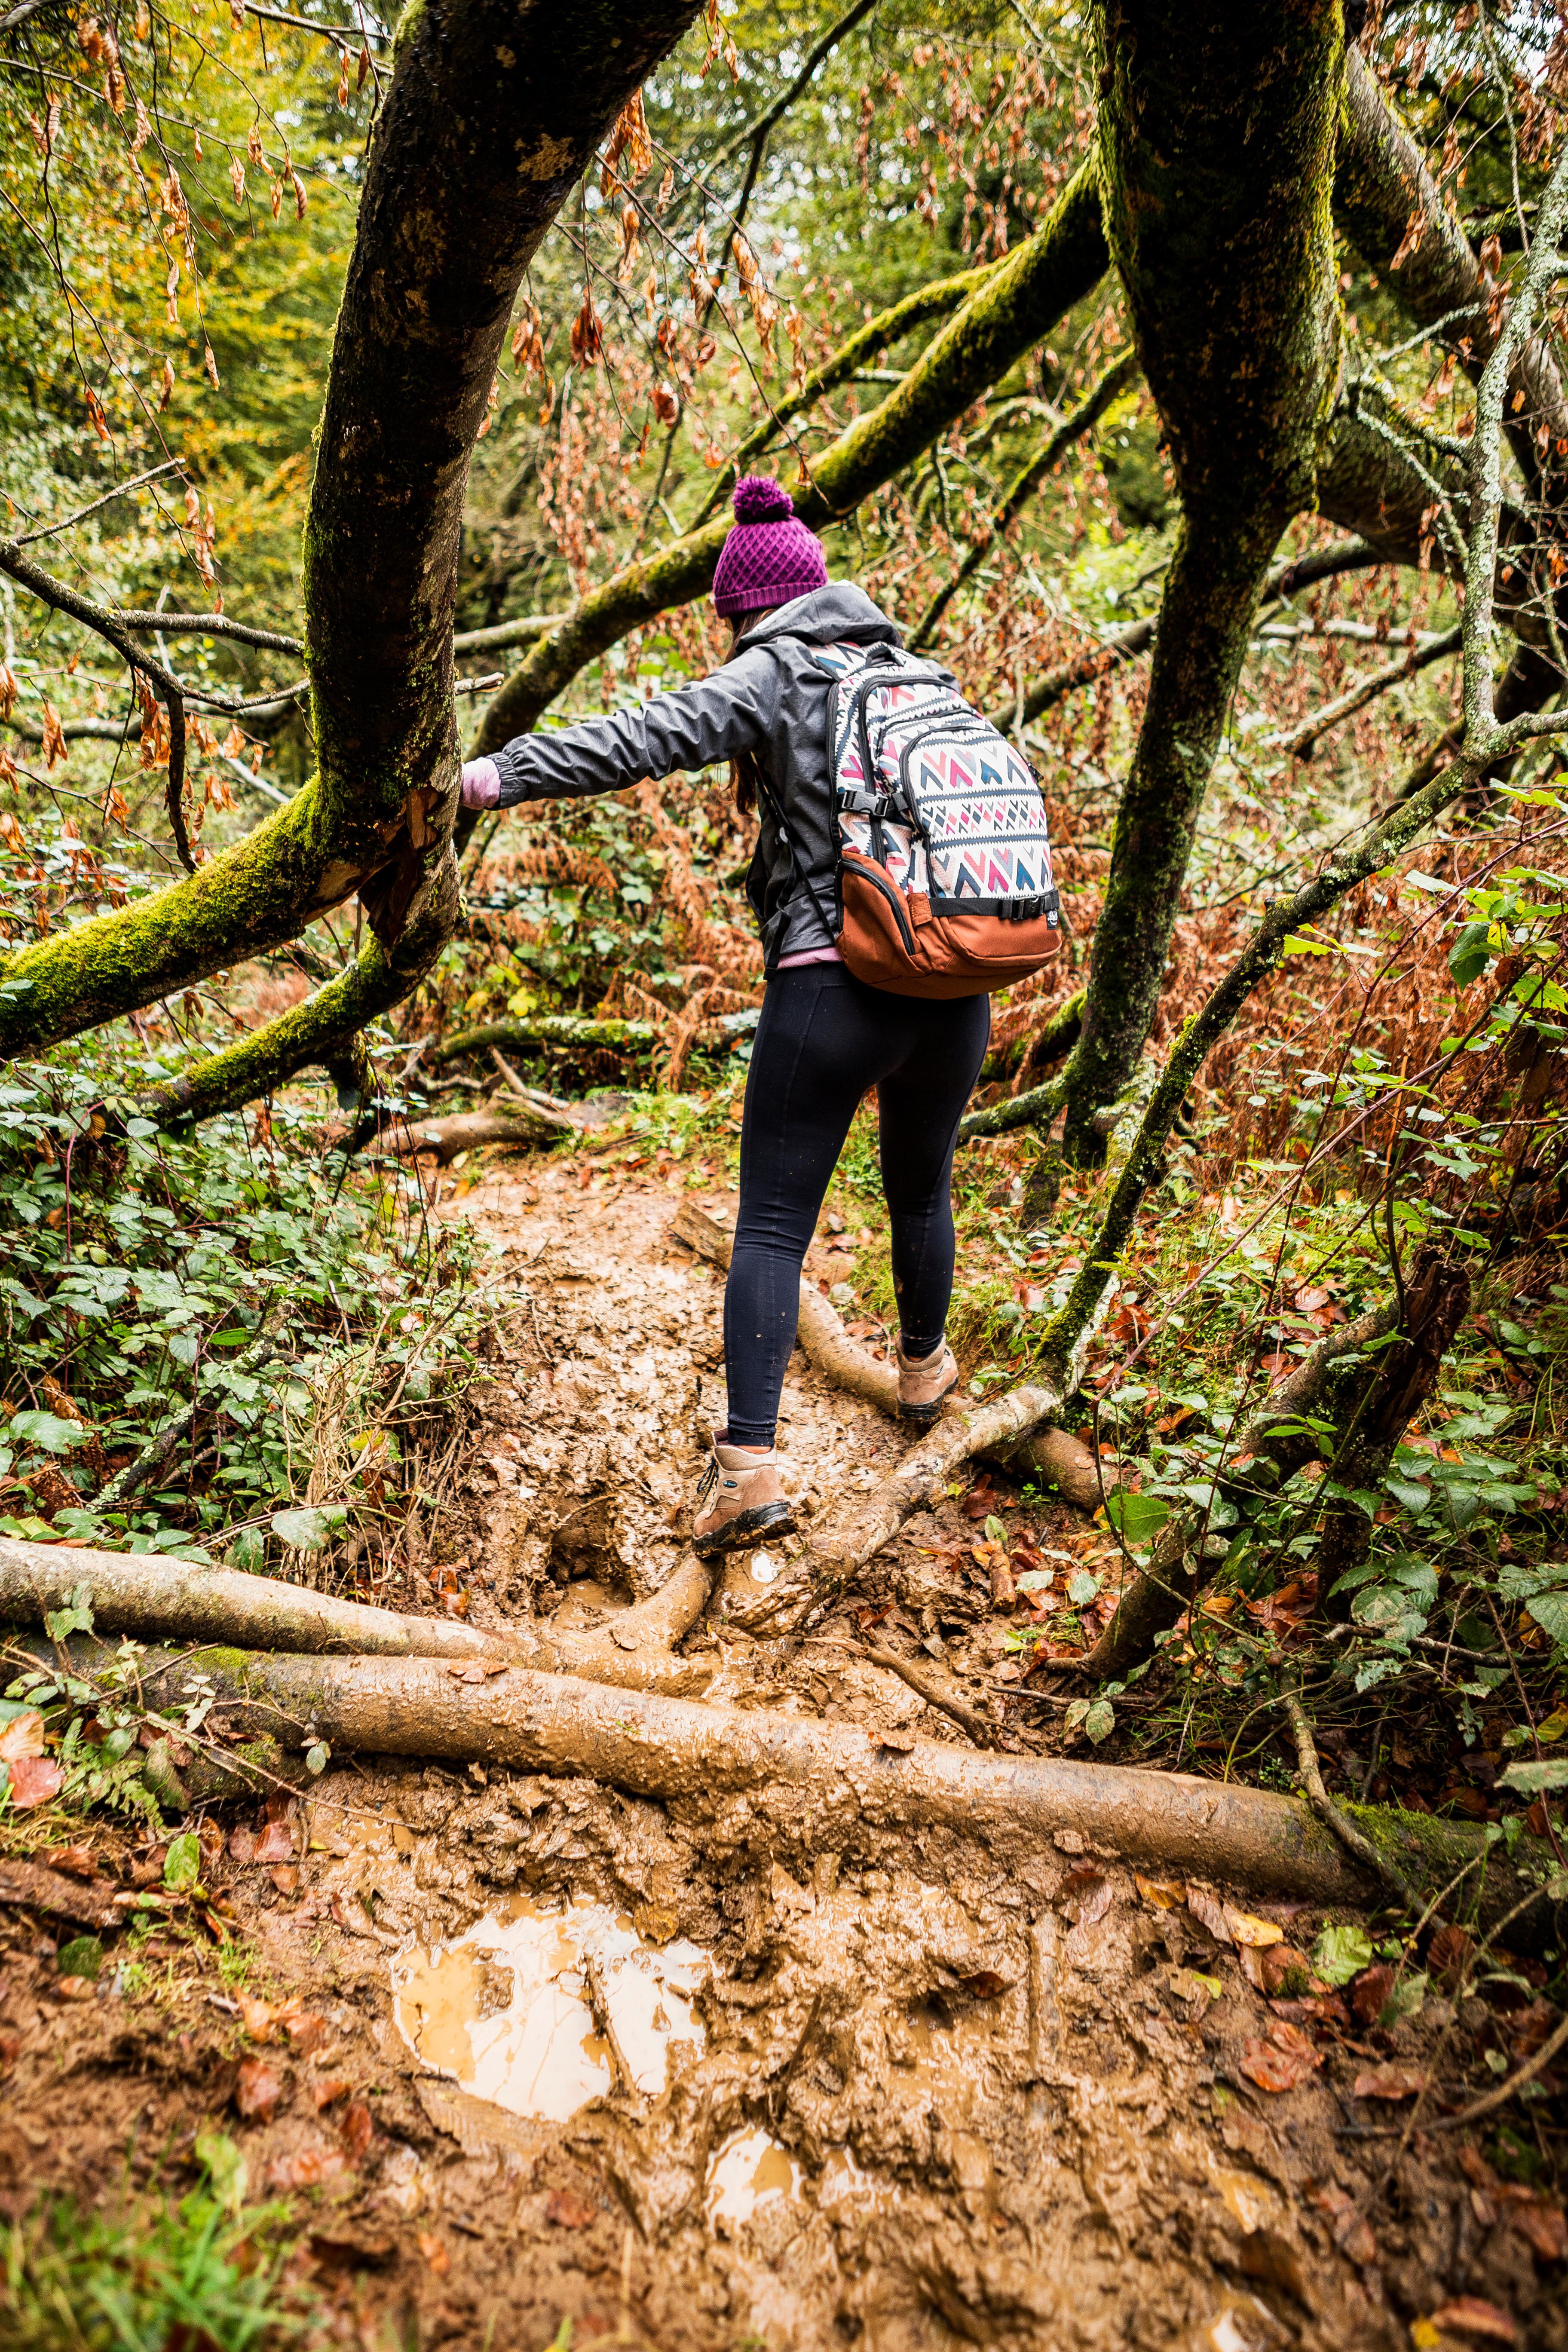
left=0, top=1150, right=1562, bottom=2352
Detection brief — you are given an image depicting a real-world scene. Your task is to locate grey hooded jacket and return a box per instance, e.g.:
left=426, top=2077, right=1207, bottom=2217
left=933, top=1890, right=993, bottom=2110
left=489, top=583, right=907, bottom=970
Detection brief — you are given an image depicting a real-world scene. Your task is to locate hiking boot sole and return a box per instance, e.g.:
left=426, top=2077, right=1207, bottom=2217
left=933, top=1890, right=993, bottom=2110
left=692, top=1498, right=796, bottom=1559
left=897, top=1382, right=959, bottom=1426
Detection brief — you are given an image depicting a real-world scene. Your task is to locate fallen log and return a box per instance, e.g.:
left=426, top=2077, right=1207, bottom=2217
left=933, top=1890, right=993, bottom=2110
left=0, top=1535, right=714, bottom=1698
left=431, top=1016, right=660, bottom=1065
left=376, top=1103, right=574, bottom=1161
left=670, top=1201, right=1108, bottom=1510
left=104, top=1645, right=1561, bottom=1937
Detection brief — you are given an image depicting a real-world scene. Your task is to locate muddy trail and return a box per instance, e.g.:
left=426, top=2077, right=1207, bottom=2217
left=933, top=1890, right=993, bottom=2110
left=1, top=1157, right=1562, bottom=2352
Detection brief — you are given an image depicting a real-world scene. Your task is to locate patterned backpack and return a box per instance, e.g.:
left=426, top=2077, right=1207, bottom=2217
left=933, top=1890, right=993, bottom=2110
left=808, top=640, right=1060, bottom=998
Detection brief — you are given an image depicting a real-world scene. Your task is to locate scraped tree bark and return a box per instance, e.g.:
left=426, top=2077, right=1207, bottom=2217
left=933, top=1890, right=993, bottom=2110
left=0, top=0, right=704, bottom=1087
left=1057, top=0, right=1345, bottom=1160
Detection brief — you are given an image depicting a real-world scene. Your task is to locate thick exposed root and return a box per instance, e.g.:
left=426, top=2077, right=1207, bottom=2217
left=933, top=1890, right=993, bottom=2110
left=375, top=1103, right=575, bottom=1160
left=670, top=1202, right=1108, bottom=1510
left=0, top=1535, right=712, bottom=1697
left=104, top=1643, right=1562, bottom=1937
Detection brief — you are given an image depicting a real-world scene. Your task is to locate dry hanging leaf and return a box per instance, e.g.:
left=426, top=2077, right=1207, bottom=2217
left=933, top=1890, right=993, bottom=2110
left=445, top=1659, right=509, bottom=1683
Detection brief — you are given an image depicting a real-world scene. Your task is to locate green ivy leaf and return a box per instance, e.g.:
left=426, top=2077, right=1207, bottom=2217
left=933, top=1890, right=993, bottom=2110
left=1105, top=1490, right=1170, bottom=1547
left=1067, top=1569, right=1100, bottom=1607
left=1498, top=1757, right=1568, bottom=1794
left=270, top=1505, right=348, bottom=1552
left=1083, top=1699, right=1115, bottom=1744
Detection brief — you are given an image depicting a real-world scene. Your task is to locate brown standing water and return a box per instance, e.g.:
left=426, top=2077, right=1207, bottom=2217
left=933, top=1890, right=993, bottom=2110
left=0, top=1156, right=1560, bottom=2351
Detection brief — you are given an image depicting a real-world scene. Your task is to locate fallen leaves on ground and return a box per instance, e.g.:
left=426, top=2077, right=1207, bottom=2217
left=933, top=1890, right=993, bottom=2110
left=446, top=1660, right=511, bottom=1682
left=1239, top=2017, right=1324, bottom=2093
left=254, top=1819, right=294, bottom=1865
left=339, top=2098, right=374, bottom=2161
left=311, top=2074, right=352, bottom=2111
left=418, top=2231, right=451, bottom=2275
left=1225, top=1906, right=1284, bottom=1948
left=43, top=1843, right=96, bottom=1880
left=269, top=2144, right=346, bottom=2191
left=4, top=1755, right=64, bottom=1808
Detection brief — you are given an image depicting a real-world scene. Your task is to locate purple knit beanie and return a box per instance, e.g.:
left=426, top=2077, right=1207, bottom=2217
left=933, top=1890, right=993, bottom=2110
left=712, top=475, right=827, bottom=618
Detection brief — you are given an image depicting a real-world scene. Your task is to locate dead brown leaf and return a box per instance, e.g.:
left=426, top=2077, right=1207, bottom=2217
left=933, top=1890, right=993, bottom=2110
left=0, top=1712, right=46, bottom=1762
left=234, top=2057, right=282, bottom=2122
left=311, top=2074, right=352, bottom=2111
left=42, top=1844, right=96, bottom=1881
left=1351, top=2065, right=1428, bottom=2101
left=445, top=1660, right=510, bottom=1683
left=1185, top=1885, right=1234, bottom=1945
left=254, top=1819, right=293, bottom=1865
left=545, top=2187, right=598, bottom=2228
left=5, top=1757, right=63, bottom=1810
left=1225, top=1906, right=1284, bottom=1949
left=270, top=2144, right=346, bottom=2191
left=418, top=2231, right=450, bottom=2275
left=1133, top=1873, right=1187, bottom=1910
left=1428, top=2300, right=1519, bottom=2343
left=1239, top=2019, right=1324, bottom=2094
left=338, top=2097, right=374, bottom=2161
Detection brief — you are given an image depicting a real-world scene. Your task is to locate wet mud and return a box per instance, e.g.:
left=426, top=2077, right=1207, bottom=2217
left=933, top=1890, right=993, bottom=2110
left=1, top=1155, right=1562, bottom=2351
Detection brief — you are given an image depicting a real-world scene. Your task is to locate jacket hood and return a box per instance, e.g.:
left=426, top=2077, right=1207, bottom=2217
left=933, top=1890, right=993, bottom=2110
left=733, top=582, right=901, bottom=652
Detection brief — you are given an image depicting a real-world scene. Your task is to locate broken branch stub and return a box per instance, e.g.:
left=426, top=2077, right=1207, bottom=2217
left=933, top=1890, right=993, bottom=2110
left=110, top=1645, right=1562, bottom=1938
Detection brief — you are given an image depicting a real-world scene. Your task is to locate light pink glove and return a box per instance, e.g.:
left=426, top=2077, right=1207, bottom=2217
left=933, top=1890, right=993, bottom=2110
left=460, top=756, right=501, bottom=809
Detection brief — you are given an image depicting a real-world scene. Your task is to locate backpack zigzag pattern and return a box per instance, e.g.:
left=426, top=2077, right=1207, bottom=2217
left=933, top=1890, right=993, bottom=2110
left=819, top=640, right=1057, bottom=918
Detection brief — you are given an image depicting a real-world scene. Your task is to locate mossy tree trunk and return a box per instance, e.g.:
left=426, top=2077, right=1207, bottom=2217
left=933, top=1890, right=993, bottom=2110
left=1059, top=0, right=1345, bottom=1159
left=0, top=0, right=703, bottom=1085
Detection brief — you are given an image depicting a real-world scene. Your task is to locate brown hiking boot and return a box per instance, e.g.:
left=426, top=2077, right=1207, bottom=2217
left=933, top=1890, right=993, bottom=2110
left=897, top=1337, right=959, bottom=1425
left=693, top=1434, right=796, bottom=1557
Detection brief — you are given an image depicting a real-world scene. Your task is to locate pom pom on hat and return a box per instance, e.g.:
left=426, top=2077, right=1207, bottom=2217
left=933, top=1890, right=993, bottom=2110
left=732, top=474, right=794, bottom=523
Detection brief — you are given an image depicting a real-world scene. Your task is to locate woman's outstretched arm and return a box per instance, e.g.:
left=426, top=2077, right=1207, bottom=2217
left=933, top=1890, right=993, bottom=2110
left=463, top=646, right=778, bottom=807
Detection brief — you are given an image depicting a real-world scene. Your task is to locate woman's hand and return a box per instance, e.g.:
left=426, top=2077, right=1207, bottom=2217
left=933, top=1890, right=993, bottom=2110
left=460, top=757, right=501, bottom=809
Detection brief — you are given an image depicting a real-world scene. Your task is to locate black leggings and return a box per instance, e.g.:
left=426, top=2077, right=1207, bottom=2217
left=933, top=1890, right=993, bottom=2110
left=723, top=963, right=990, bottom=1447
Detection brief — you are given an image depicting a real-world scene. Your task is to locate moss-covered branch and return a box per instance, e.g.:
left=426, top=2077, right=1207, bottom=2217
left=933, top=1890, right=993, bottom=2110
left=431, top=1014, right=660, bottom=1063
left=474, top=157, right=1111, bottom=754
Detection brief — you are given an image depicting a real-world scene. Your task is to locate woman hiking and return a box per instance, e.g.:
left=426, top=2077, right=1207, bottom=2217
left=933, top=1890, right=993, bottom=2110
left=462, top=475, right=1058, bottom=1558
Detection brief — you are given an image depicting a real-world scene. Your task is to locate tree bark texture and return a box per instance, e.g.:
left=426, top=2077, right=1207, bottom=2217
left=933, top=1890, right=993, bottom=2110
left=1061, top=0, right=1345, bottom=1156
left=0, top=0, right=702, bottom=1067
left=110, top=1644, right=1562, bottom=1936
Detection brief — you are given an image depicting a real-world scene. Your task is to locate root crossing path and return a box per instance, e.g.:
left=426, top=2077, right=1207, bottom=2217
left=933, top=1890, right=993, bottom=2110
left=4, top=1156, right=1557, bottom=2352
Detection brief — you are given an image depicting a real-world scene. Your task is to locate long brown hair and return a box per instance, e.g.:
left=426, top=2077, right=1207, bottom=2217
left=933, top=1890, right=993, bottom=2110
left=727, top=606, right=778, bottom=816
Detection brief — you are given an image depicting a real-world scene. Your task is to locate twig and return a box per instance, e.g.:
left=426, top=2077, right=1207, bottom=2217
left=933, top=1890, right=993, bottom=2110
left=1427, top=2010, right=1568, bottom=2132
left=863, top=1639, right=998, bottom=1747
left=1282, top=1688, right=1418, bottom=1907
left=14, top=462, right=184, bottom=548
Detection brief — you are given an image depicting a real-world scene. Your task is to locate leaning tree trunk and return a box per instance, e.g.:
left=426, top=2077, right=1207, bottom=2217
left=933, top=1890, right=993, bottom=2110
left=0, top=0, right=703, bottom=1096
left=1059, top=0, right=1345, bottom=1159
